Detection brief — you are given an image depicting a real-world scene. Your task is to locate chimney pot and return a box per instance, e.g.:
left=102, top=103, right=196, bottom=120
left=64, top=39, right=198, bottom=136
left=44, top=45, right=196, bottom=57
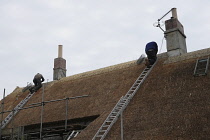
left=171, top=8, right=178, bottom=19
left=58, top=45, right=63, bottom=58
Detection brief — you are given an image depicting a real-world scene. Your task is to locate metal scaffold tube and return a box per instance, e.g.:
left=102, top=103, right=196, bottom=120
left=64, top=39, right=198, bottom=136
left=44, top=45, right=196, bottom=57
left=0, top=89, right=5, bottom=140
left=0, top=84, right=89, bottom=140
left=65, top=98, right=69, bottom=131
left=40, top=84, right=45, bottom=139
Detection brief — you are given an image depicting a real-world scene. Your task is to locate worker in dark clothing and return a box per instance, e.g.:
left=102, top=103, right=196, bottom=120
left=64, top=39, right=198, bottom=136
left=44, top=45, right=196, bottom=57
left=145, top=41, right=158, bottom=66
left=29, top=73, right=45, bottom=93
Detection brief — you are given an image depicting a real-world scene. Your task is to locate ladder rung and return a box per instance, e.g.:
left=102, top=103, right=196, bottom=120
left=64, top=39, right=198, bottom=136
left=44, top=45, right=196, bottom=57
left=196, top=69, right=206, bottom=72
left=111, top=113, right=117, bottom=116
left=109, top=116, right=116, bottom=118
left=115, top=107, right=122, bottom=110
left=102, top=125, right=110, bottom=128
left=198, top=59, right=207, bottom=62
left=112, top=111, right=119, bottom=114
left=107, top=119, right=114, bottom=122
left=125, top=94, right=131, bottom=97
left=121, top=100, right=126, bottom=102
left=96, top=135, right=103, bottom=137
left=118, top=104, right=124, bottom=106
left=111, top=111, right=118, bottom=114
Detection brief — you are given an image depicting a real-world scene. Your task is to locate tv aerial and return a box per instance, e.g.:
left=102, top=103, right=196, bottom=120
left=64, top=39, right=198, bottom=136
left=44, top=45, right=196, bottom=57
left=153, top=21, right=165, bottom=32
left=154, top=8, right=178, bottom=32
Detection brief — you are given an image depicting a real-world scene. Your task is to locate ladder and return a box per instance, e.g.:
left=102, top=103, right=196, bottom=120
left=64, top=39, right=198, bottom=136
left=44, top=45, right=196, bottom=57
left=1, top=92, right=35, bottom=129
left=65, top=130, right=80, bottom=140
left=194, top=57, right=209, bottom=76
left=22, top=83, right=33, bottom=92
left=92, top=61, right=157, bottom=140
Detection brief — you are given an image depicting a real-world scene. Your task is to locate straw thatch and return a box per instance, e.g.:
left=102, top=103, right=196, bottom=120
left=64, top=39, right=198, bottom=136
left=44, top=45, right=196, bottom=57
left=1, top=48, right=210, bottom=139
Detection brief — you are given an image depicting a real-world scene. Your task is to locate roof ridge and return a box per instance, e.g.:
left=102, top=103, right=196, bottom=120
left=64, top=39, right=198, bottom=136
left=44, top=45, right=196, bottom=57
left=56, top=60, right=137, bottom=83
left=164, top=47, right=210, bottom=64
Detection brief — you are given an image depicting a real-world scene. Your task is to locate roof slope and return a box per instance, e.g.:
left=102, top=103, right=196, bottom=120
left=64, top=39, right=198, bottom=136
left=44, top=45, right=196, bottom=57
left=105, top=55, right=210, bottom=139
left=1, top=48, right=210, bottom=139
left=1, top=59, right=145, bottom=139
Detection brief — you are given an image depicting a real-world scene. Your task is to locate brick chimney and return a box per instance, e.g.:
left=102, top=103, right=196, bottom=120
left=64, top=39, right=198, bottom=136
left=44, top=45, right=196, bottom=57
left=164, top=8, right=187, bottom=57
left=53, top=45, right=67, bottom=80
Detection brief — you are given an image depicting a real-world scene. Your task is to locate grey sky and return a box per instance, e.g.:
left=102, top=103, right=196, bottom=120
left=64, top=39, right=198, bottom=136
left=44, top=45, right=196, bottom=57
left=1, top=0, right=210, bottom=97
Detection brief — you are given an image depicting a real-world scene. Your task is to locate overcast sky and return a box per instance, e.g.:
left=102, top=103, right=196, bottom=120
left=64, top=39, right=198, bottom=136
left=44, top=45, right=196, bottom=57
left=1, top=0, right=210, bottom=98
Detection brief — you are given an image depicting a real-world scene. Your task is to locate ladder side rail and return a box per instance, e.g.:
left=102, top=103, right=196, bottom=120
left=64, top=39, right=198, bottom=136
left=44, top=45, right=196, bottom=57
left=124, top=62, right=157, bottom=101
left=64, top=130, right=72, bottom=140
left=205, top=57, right=209, bottom=74
left=100, top=114, right=121, bottom=140
left=92, top=77, right=145, bottom=140
left=194, top=59, right=199, bottom=75
left=2, top=93, right=32, bottom=121
left=67, top=131, right=75, bottom=140
left=123, top=69, right=150, bottom=100
left=67, top=130, right=80, bottom=140
left=3, top=99, right=26, bottom=123
left=18, top=94, right=33, bottom=108
left=92, top=60, right=158, bottom=140
left=92, top=97, right=124, bottom=140
left=3, top=96, right=29, bottom=125
left=99, top=92, right=138, bottom=140
left=1, top=92, right=34, bottom=129
left=124, top=72, right=148, bottom=100
left=128, top=68, right=150, bottom=89
left=74, top=131, right=80, bottom=137
left=115, top=70, right=153, bottom=127
left=99, top=102, right=127, bottom=140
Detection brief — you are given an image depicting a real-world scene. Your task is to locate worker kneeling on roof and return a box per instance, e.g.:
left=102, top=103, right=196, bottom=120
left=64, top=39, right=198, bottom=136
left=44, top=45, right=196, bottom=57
left=29, top=73, right=45, bottom=93
left=145, top=41, right=158, bottom=66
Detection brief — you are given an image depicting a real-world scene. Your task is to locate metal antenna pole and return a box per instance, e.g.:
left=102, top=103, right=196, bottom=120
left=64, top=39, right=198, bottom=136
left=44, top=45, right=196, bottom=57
left=155, top=8, right=178, bottom=32
left=158, top=8, right=172, bottom=21
left=40, top=85, right=45, bottom=140
left=65, top=98, right=69, bottom=131
left=0, top=89, right=5, bottom=140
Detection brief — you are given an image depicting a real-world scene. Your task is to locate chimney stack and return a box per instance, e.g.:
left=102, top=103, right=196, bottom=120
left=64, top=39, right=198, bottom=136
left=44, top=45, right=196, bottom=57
left=53, top=45, right=67, bottom=80
left=164, top=8, right=187, bottom=57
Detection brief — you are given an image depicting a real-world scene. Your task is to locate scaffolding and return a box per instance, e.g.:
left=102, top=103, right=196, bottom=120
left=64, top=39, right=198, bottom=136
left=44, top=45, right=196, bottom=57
left=0, top=86, right=89, bottom=140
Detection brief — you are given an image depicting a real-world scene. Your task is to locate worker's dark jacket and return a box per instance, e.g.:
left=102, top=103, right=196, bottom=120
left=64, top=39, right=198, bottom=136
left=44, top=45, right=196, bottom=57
left=33, top=73, right=45, bottom=86
left=145, top=42, right=158, bottom=65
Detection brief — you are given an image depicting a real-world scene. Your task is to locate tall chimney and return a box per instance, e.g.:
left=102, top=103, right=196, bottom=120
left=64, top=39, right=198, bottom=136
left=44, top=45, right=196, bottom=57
left=53, top=45, right=67, bottom=80
left=164, top=8, right=187, bottom=57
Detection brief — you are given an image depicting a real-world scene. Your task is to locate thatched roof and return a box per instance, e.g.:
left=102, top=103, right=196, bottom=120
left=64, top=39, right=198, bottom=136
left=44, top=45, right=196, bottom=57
left=2, top=48, right=210, bottom=139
